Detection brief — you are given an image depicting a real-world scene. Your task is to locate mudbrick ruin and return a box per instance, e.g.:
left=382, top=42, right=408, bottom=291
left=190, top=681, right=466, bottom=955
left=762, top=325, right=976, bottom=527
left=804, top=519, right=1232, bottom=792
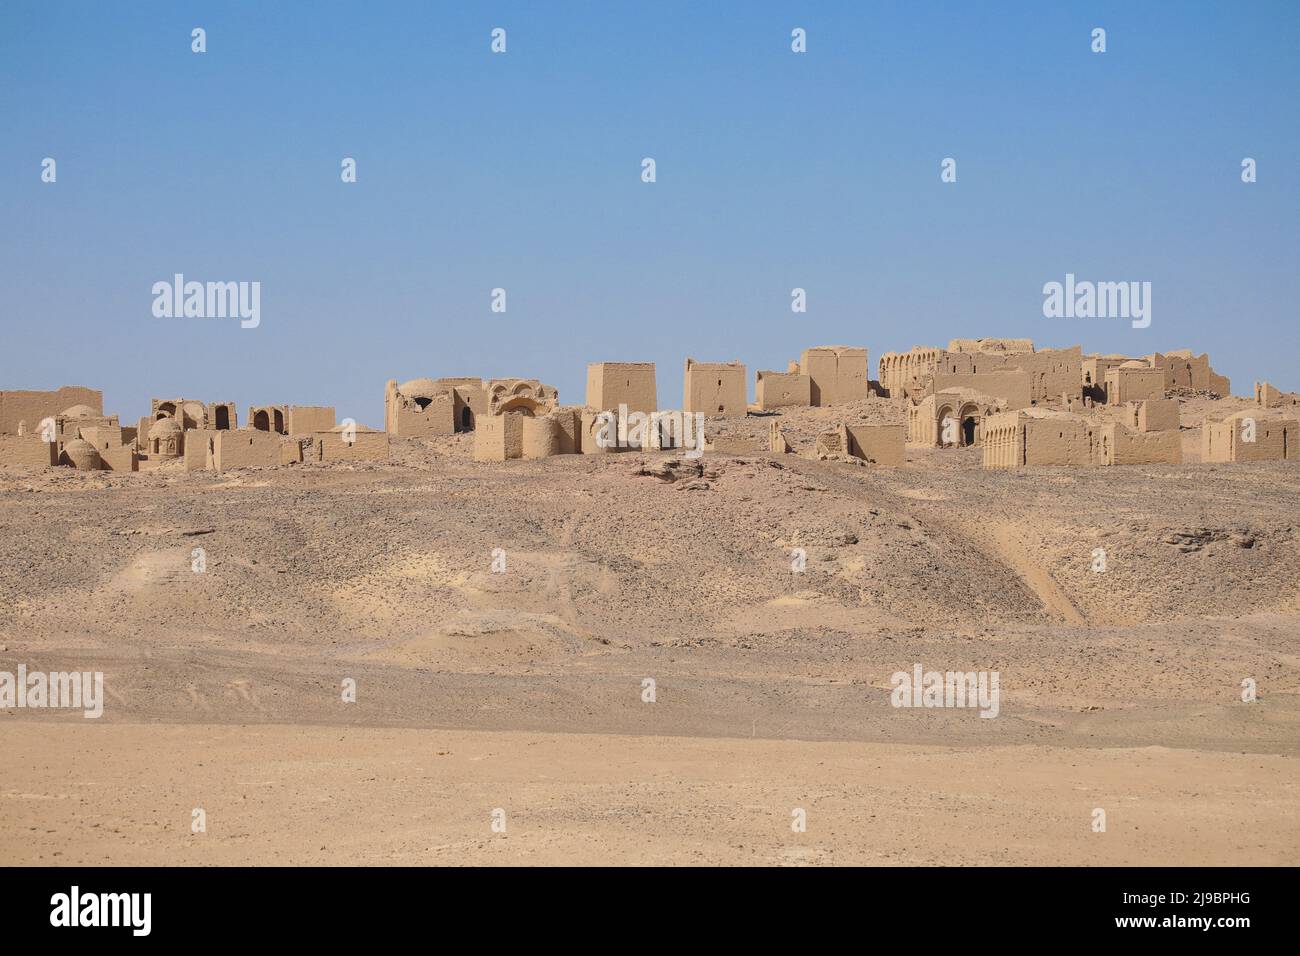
left=1, top=339, right=1294, bottom=473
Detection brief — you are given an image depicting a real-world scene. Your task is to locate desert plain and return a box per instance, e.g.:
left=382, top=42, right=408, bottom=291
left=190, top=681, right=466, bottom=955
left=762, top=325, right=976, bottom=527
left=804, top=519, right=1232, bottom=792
left=2, top=397, right=1298, bottom=866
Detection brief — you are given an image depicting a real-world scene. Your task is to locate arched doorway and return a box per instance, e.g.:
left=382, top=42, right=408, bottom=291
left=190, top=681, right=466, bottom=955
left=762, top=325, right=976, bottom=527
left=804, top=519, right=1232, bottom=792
left=497, top=396, right=544, bottom=417
left=215, top=406, right=230, bottom=429
left=273, top=409, right=284, bottom=433
left=460, top=407, right=473, bottom=430
left=957, top=403, right=981, bottom=447
left=936, top=405, right=956, bottom=446
left=253, top=410, right=270, bottom=431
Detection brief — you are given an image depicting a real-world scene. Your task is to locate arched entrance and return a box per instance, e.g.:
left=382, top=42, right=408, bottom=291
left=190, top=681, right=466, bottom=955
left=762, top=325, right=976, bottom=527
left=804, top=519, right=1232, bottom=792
left=496, top=396, right=545, bottom=417
left=936, top=405, right=956, bottom=446
left=957, top=402, right=982, bottom=447
left=253, top=410, right=270, bottom=431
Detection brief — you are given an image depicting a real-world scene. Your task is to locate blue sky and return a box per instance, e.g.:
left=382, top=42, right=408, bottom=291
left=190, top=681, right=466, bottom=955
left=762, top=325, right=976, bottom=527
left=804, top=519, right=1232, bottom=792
left=2, top=1, right=1296, bottom=426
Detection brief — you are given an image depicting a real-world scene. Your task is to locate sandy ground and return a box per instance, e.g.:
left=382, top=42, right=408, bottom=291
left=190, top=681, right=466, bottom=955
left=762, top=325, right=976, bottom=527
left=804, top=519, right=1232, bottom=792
left=4, top=725, right=1294, bottom=866
left=1, top=394, right=1298, bottom=865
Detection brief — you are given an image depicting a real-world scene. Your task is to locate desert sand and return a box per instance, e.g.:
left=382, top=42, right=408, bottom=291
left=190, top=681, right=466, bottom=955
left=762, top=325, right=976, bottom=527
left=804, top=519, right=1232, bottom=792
left=2, top=399, right=1298, bottom=865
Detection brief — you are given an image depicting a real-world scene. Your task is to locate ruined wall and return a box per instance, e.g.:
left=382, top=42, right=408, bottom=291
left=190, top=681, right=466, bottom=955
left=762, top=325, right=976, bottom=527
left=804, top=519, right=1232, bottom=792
left=0, top=435, right=57, bottom=468
left=1105, top=367, right=1165, bottom=405
left=993, top=346, right=1082, bottom=403
left=386, top=379, right=456, bottom=437
left=1148, top=351, right=1230, bottom=395
left=1099, top=423, right=1181, bottom=465
left=799, top=346, right=868, bottom=406
left=76, top=425, right=123, bottom=451
left=184, top=430, right=216, bottom=472
left=212, top=430, right=281, bottom=472
left=445, top=379, right=489, bottom=430
left=985, top=412, right=1164, bottom=470
left=247, top=405, right=287, bottom=434
left=287, top=406, right=335, bottom=434
left=847, top=424, right=905, bottom=466
left=1127, top=398, right=1180, bottom=432
left=55, top=412, right=117, bottom=445
left=551, top=408, right=582, bottom=455
left=906, top=402, right=929, bottom=445
left=515, top=409, right=584, bottom=458
left=1019, top=416, right=1094, bottom=467
left=683, top=359, right=747, bottom=417
left=1254, top=381, right=1300, bottom=409
left=769, top=421, right=792, bottom=454
left=151, top=399, right=210, bottom=430
left=0, top=386, right=102, bottom=435
left=878, top=348, right=944, bottom=399
left=813, top=424, right=850, bottom=458
left=281, top=440, right=304, bottom=466
left=521, top=416, right=558, bottom=459
left=909, top=390, right=1002, bottom=445
left=99, top=445, right=136, bottom=472
left=1082, top=356, right=1133, bottom=402
left=948, top=338, right=1034, bottom=354
left=881, top=344, right=1079, bottom=404
left=317, top=429, right=389, bottom=462
left=206, top=402, right=237, bottom=430
left=474, top=413, right=524, bottom=462
left=580, top=411, right=614, bottom=455
left=755, top=371, right=811, bottom=410
left=79, top=425, right=136, bottom=471
left=982, top=413, right=1025, bottom=469
left=1202, top=414, right=1298, bottom=463
left=486, top=380, right=558, bottom=418
left=929, top=371, right=1033, bottom=410
left=586, top=363, right=657, bottom=414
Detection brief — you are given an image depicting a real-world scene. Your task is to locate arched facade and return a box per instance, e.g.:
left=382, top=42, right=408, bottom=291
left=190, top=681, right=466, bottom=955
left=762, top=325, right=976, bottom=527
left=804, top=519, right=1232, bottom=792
left=907, top=390, right=1002, bottom=448
left=247, top=405, right=288, bottom=435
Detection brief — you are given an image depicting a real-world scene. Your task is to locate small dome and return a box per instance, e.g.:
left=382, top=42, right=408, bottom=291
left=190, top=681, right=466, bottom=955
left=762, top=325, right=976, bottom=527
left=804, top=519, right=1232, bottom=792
left=62, top=404, right=98, bottom=418
left=1119, top=360, right=1148, bottom=369
left=329, top=423, right=373, bottom=432
left=148, top=417, right=184, bottom=440
left=64, top=438, right=101, bottom=470
left=398, top=378, right=443, bottom=398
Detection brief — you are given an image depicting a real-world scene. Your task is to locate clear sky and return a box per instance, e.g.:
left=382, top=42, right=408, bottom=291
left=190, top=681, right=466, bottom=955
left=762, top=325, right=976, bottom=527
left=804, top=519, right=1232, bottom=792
left=2, top=1, right=1296, bottom=426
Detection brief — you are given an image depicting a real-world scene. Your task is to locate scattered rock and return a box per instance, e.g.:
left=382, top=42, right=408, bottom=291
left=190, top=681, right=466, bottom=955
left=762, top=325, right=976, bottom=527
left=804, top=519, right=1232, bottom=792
left=675, top=479, right=711, bottom=491
left=1163, top=529, right=1231, bottom=552
left=631, top=459, right=704, bottom=483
